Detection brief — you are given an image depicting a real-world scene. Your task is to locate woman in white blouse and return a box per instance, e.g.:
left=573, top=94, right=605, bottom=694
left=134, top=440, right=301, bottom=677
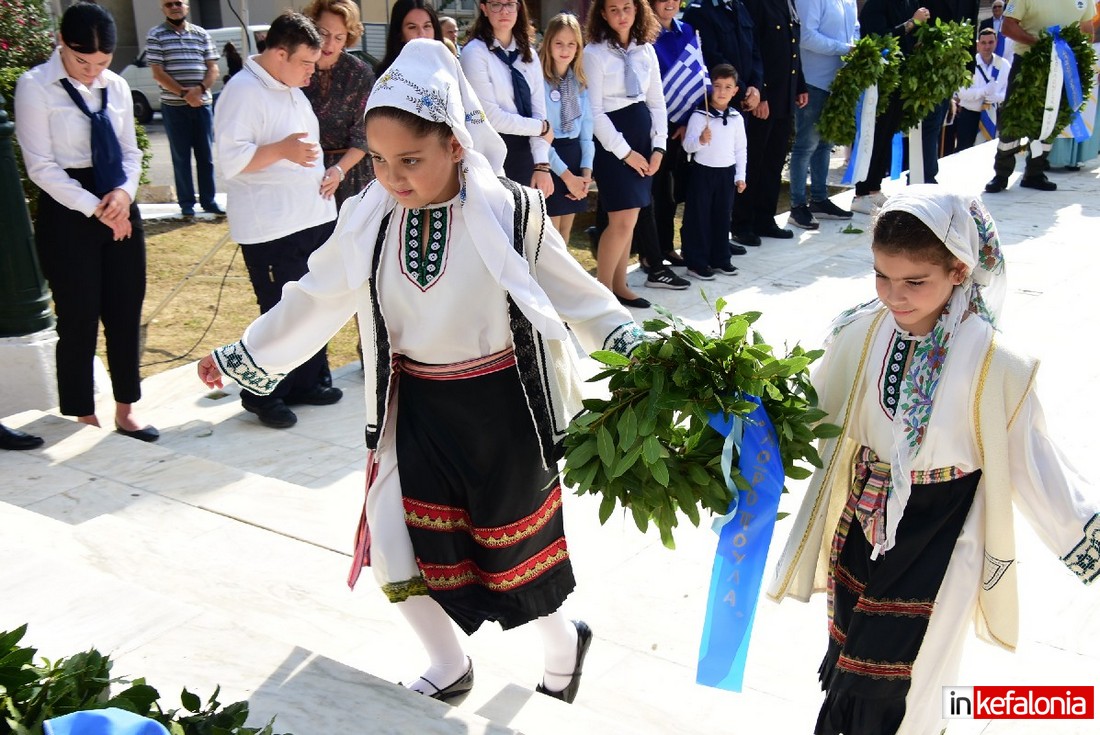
left=583, top=0, right=685, bottom=308
left=460, top=0, right=554, bottom=197
left=15, top=2, right=158, bottom=442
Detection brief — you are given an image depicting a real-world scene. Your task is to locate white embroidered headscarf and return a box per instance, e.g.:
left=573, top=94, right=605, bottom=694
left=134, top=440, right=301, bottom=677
left=341, top=39, right=567, bottom=341
left=827, top=185, right=1007, bottom=558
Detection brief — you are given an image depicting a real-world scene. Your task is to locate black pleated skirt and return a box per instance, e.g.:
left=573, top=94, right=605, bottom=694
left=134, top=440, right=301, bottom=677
left=396, top=352, right=576, bottom=635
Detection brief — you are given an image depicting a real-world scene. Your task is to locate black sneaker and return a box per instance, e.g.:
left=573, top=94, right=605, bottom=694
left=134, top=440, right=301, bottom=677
left=789, top=205, right=820, bottom=230
left=243, top=400, right=298, bottom=429
left=728, top=241, right=748, bottom=256
left=809, top=199, right=852, bottom=220
left=285, top=385, right=344, bottom=406
left=687, top=266, right=715, bottom=280
left=714, top=263, right=739, bottom=276
left=645, top=267, right=690, bottom=290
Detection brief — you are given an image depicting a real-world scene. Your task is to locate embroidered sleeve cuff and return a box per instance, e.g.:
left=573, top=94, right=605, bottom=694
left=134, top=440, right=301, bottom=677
left=212, top=341, right=287, bottom=396
left=603, top=322, right=646, bottom=357
left=1062, top=513, right=1100, bottom=585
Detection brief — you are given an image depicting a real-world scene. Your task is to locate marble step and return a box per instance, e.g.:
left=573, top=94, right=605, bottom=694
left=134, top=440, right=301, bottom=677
left=0, top=412, right=639, bottom=735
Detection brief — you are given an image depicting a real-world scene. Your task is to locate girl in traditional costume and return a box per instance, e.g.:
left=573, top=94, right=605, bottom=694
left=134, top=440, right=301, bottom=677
left=767, top=186, right=1099, bottom=735
left=198, top=39, right=644, bottom=704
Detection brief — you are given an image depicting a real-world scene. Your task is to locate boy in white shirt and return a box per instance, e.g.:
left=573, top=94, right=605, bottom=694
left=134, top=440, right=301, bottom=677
left=680, top=64, right=747, bottom=280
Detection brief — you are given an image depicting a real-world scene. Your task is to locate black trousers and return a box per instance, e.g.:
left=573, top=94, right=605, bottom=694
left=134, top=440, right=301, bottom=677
left=732, top=112, right=792, bottom=234
left=855, top=93, right=905, bottom=196
left=239, top=220, right=336, bottom=407
left=994, top=56, right=1047, bottom=180
left=651, top=134, right=688, bottom=253
left=680, top=162, right=736, bottom=271
left=35, top=169, right=146, bottom=417
left=954, top=108, right=982, bottom=151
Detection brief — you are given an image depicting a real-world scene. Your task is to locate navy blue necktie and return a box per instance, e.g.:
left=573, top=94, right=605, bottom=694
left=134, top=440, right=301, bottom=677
left=59, top=78, right=125, bottom=196
left=490, top=46, right=533, bottom=118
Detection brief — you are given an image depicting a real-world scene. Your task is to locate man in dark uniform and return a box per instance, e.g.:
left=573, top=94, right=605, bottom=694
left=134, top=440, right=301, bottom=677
left=731, top=0, right=807, bottom=245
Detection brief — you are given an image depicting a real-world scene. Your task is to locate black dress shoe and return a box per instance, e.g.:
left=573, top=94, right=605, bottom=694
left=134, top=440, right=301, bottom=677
left=243, top=400, right=298, bottom=429
left=728, top=241, right=748, bottom=256
left=616, top=294, right=651, bottom=309
left=0, top=423, right=44, bottom=450
left=1020, top=175, right=1057, bottom=191
left=536, top=620, right=593, bottom=704
left=758, top=223, right=794, bottom=239
left=284, top=385, right=343, bottom=406
left=985, top=175, right=1009, bottom=193
left=663, top=251, right=686, bottom=267
left=114, top=424, right=160, bottom=443
left=415, top=658, right=474, bottom=703
left=201, top=202, right=226, bottom=215
left=731, top=230, right=761, bottom=246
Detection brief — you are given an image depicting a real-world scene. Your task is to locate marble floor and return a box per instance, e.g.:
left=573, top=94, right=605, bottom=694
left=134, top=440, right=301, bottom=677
left=3, top=143, right=1099, bottom=734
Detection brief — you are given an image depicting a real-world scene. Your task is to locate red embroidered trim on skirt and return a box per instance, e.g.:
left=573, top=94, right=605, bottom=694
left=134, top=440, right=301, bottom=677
left=854, top=597, right=935, bottom=618
left=835, top=654, right=913, bottom=680
left=404, top=484, right=563, bottom=548
left=419, top=537, right=570, bottom=592
left=397, top=347, right=516, bottom=380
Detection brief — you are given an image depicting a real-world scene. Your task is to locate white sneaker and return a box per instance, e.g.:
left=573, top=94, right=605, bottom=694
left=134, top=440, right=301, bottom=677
left=850, top=195, right=879, bottom=215
left=870, top=191, right=888, bottom=207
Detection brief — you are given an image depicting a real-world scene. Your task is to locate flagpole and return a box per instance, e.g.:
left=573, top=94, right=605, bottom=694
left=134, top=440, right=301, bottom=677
left=697, top=31, right=710, bottom=128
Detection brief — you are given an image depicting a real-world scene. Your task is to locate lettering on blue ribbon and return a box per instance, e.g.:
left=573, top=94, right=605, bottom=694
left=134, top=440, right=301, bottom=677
left=1050, top=25, right=1091, bottom=143
left=841, top=92, right=865, bottom=186
left=697, top=395, right=785, bottom=692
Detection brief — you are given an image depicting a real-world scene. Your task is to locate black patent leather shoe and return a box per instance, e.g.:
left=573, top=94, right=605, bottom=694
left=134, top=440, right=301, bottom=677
left=114, top=423, right=160, bottom=443
left=536, top=620, right=593, bottom=705
left=0, top=423, right=44, bottom=450
left=414, top=658, right=474, bottom=703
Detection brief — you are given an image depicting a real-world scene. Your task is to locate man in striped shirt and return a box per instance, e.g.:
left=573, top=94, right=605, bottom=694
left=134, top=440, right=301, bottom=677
left=146, top=0, right=221, bottom=216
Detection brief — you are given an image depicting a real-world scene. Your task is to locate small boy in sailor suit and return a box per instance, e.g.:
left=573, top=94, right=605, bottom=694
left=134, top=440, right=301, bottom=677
left=680, top=64, right=748, bottom=281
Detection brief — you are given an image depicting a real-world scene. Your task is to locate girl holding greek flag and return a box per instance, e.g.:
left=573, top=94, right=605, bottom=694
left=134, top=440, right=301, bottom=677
left=769, top=186, right=1099, bottom=735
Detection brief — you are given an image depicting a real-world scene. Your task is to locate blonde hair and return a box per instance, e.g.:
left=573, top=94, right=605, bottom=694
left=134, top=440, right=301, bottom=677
left=302, top=0, right=364, bottom=47
left=539, top=13, right=587, bottom=87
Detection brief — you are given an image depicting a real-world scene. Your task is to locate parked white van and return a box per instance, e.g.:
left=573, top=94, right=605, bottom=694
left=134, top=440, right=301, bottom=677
left=121, top=25, right=269, bottom=123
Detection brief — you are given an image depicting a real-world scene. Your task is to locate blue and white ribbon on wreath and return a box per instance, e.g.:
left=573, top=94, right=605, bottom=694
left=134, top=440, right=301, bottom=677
left=842, top=84, right=879, bottom=185
left=1048, top=25, right=1091, bottom=143
left=696, top=395, right=785, bottom=692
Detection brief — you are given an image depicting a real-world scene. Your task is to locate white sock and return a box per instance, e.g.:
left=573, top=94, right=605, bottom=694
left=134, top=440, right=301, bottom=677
left=533, top=611, right=579, bottom=692
left=396, top=595, right=468, bottom=694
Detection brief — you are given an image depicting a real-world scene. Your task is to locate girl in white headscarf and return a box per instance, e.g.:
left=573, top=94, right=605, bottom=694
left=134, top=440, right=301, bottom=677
left=198, top=39, right=644, bottom=705
left=767, top=185, right=1098, bottom=735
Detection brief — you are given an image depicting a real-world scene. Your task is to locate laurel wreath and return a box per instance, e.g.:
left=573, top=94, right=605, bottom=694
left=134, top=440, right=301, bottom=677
left=561, top=302, right=838, bottom=549
left=818, top=34, right=903, bottom=146
left=896, top=20, right=976, bottom=132
left=998, top=25, right=1098, bottom=144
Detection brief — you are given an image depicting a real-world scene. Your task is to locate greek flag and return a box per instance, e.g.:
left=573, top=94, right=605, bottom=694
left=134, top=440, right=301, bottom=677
left=664, top=36, right=711, bottom=125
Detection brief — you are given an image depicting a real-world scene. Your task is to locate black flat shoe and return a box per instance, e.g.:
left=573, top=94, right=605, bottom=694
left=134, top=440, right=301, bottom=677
left=615, top=294, right=651, bottom=309
left=413, top=658, right=474, bottom=703
left=114, top=424, right=160, bottom=443
left=536, top=620, right=592, bottom=705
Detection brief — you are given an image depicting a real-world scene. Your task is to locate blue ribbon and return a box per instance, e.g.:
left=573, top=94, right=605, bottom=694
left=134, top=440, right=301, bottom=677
left=841, top=91, right=865, bottom=185
left=890, top=131, right=904, bottom=180
left=1050, top=25, right=1090, bottom=143
left=696, top=395, right=785, bottom=692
